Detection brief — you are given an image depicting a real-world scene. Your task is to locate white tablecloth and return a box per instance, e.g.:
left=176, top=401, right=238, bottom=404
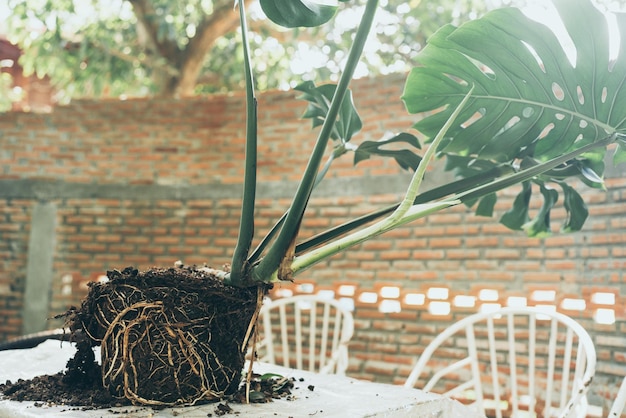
left=0, top=340, right=484, bottom=417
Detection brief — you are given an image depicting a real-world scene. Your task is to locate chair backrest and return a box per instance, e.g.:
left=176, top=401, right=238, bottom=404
left=404, top=307, right=596, bottom=418
left=256, top=295, right=354, bottom=375
left=608, top=375, right=626, bottom=417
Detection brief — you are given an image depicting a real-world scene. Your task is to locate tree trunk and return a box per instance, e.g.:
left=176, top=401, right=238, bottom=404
left=130, top=0, right=240, bottom=98
left=169, top=3, right=241, bottom=97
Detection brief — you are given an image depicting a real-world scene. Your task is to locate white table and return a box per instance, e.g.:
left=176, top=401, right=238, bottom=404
left=0, top=340, right=485, bottom=417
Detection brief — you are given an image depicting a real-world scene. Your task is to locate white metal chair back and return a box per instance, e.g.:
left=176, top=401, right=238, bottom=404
left=257, top=295, right=354, bottom=375
left=608, top=375, right=626, bottom=417
left=404, top=307, right=596, bottom=418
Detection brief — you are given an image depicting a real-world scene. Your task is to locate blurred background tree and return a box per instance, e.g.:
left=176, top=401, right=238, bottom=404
left=1, top=0, right=622, bottom=108
left=1, top=0, right=513, bottom=105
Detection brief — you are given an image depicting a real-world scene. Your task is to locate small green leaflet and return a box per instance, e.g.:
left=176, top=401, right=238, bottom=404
left=522, top=183, right=559, bottom=237
left=296, top=80, right=362, bottom=144
left=500, top=182, right=531, bottom=231
left=354, top=132, right=422, bottom=171
left=561, top=182, right=588, bottom=233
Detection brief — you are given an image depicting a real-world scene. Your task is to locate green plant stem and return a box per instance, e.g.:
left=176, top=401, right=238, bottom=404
left=294, top=134, right=622, bottom=256
left=389, top=87, right=473, bottom=223
left=453, top=133, right=621, bottom=203
left=288, top=200, right=459, bottom=277
left=251, top=0, right=380, bottom=283
left=288, top=87, right=474, bottom=277
left=294, top=164, right=512, bottom=255
left=247, top=147, right=345, bottom=265
left=229, top=0, right=257, bottom=286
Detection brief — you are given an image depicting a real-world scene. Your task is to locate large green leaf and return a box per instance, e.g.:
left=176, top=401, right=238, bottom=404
left=403, top=0, right=626, bottom=160
left=401, top=0, right=626, bottom=235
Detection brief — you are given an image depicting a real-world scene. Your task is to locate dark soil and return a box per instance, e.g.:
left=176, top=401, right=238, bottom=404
left=0, top=265, right=289, bottom=411
left=0, top=358, right=123, bottom=410
left=0, top=365, right=297, bottom=411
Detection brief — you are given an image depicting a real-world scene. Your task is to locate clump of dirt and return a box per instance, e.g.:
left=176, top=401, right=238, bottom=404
left=0, top=366, right=297, bottom=410
left=0, top=339, right=125, bottom=409
left=0, top=372, right=121, bottom=409
left=1, top=265, right=270, bottom=409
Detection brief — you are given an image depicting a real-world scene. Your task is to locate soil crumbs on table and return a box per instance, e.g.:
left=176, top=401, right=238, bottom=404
left=1, top=364, right=297, bottom=412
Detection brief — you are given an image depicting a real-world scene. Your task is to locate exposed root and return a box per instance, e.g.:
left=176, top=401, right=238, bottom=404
left=243, top=286, right=265, bottom=403
left=67, top=266, right=266, bottom=406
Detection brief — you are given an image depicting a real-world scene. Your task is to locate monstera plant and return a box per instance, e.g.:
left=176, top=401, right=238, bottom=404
left=229, top=0, right=626, bottom=288
left=4, top=0, right=624, bottom=409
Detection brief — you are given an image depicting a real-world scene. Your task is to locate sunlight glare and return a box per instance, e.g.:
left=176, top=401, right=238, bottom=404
left=0, top=4, right=13, bottom=37
left=520, top=0, right=622, bottom=64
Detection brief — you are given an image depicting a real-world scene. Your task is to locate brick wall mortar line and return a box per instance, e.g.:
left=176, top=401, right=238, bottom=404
left=0, top=173, right=435, bottom=201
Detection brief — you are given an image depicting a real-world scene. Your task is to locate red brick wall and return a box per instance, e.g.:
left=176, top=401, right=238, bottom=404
left=1, top=73, right=625, bottom=411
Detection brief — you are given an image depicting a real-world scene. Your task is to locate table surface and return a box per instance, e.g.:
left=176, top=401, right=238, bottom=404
left=0, top=340, right=485, bottom=418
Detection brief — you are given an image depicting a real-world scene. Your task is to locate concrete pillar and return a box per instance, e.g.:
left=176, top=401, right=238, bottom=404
left=22, top=201, right=57, bottom=335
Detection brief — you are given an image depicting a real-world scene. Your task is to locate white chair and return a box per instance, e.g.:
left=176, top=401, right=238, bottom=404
left=256, top=295, right=354, bottom=375
left=404, top=307, right=596, bottom=418
left=608, top=375, right=626, bottom=417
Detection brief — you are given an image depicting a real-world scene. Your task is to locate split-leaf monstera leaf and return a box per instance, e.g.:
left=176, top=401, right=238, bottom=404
left=402, top=0, right=626, bottom=236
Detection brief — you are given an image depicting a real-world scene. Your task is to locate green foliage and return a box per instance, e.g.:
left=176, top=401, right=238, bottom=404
left=6, top=0, right=625, bottom=283
left=523, top=183, right=559, bottom=237
left=7, top=0, right=151, bottom=100
left=500, top=182, right=531, bottom=230
left=402, top=0, right=626, bottom=236
left=0, top=73, right=23, bottom=112
left=561, top=182, right=588, bottom=233
left=474, top=192, right=496, bottom=217
left=295, top=82, right=421, bottom=171
left=234, top=0, right=625, bottom=285
left=295, top=81, right=362, bottom=143
left=353, top=133, right=422, bottom=171
left=259, top=0, right=343, bottom=28
left=4, top=0, right=503, bottom=102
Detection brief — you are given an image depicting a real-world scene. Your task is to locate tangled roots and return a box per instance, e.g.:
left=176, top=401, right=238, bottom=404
left=71, top=266, right=261, bottom=406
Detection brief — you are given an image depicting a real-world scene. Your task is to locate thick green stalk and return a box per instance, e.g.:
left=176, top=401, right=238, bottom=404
left=247, top=148, right=343, bottom=265
left=388, top=87, right=473, bottom=223
left=251, top=0, right=380, bottom=283
left=288, top=200, right=459, bottom=277
left=229, top=0, right=257, bottom=285
left=294, top=165, right=512, bottom=255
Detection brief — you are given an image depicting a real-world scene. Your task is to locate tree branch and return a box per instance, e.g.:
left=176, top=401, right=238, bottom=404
left=87, top=39, right=180, bottom=77
left=128, top=0, right=239, bottom=97
left=176, top=0, right=240, bottom=96
left=127, top=0, right=182, bottom=69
